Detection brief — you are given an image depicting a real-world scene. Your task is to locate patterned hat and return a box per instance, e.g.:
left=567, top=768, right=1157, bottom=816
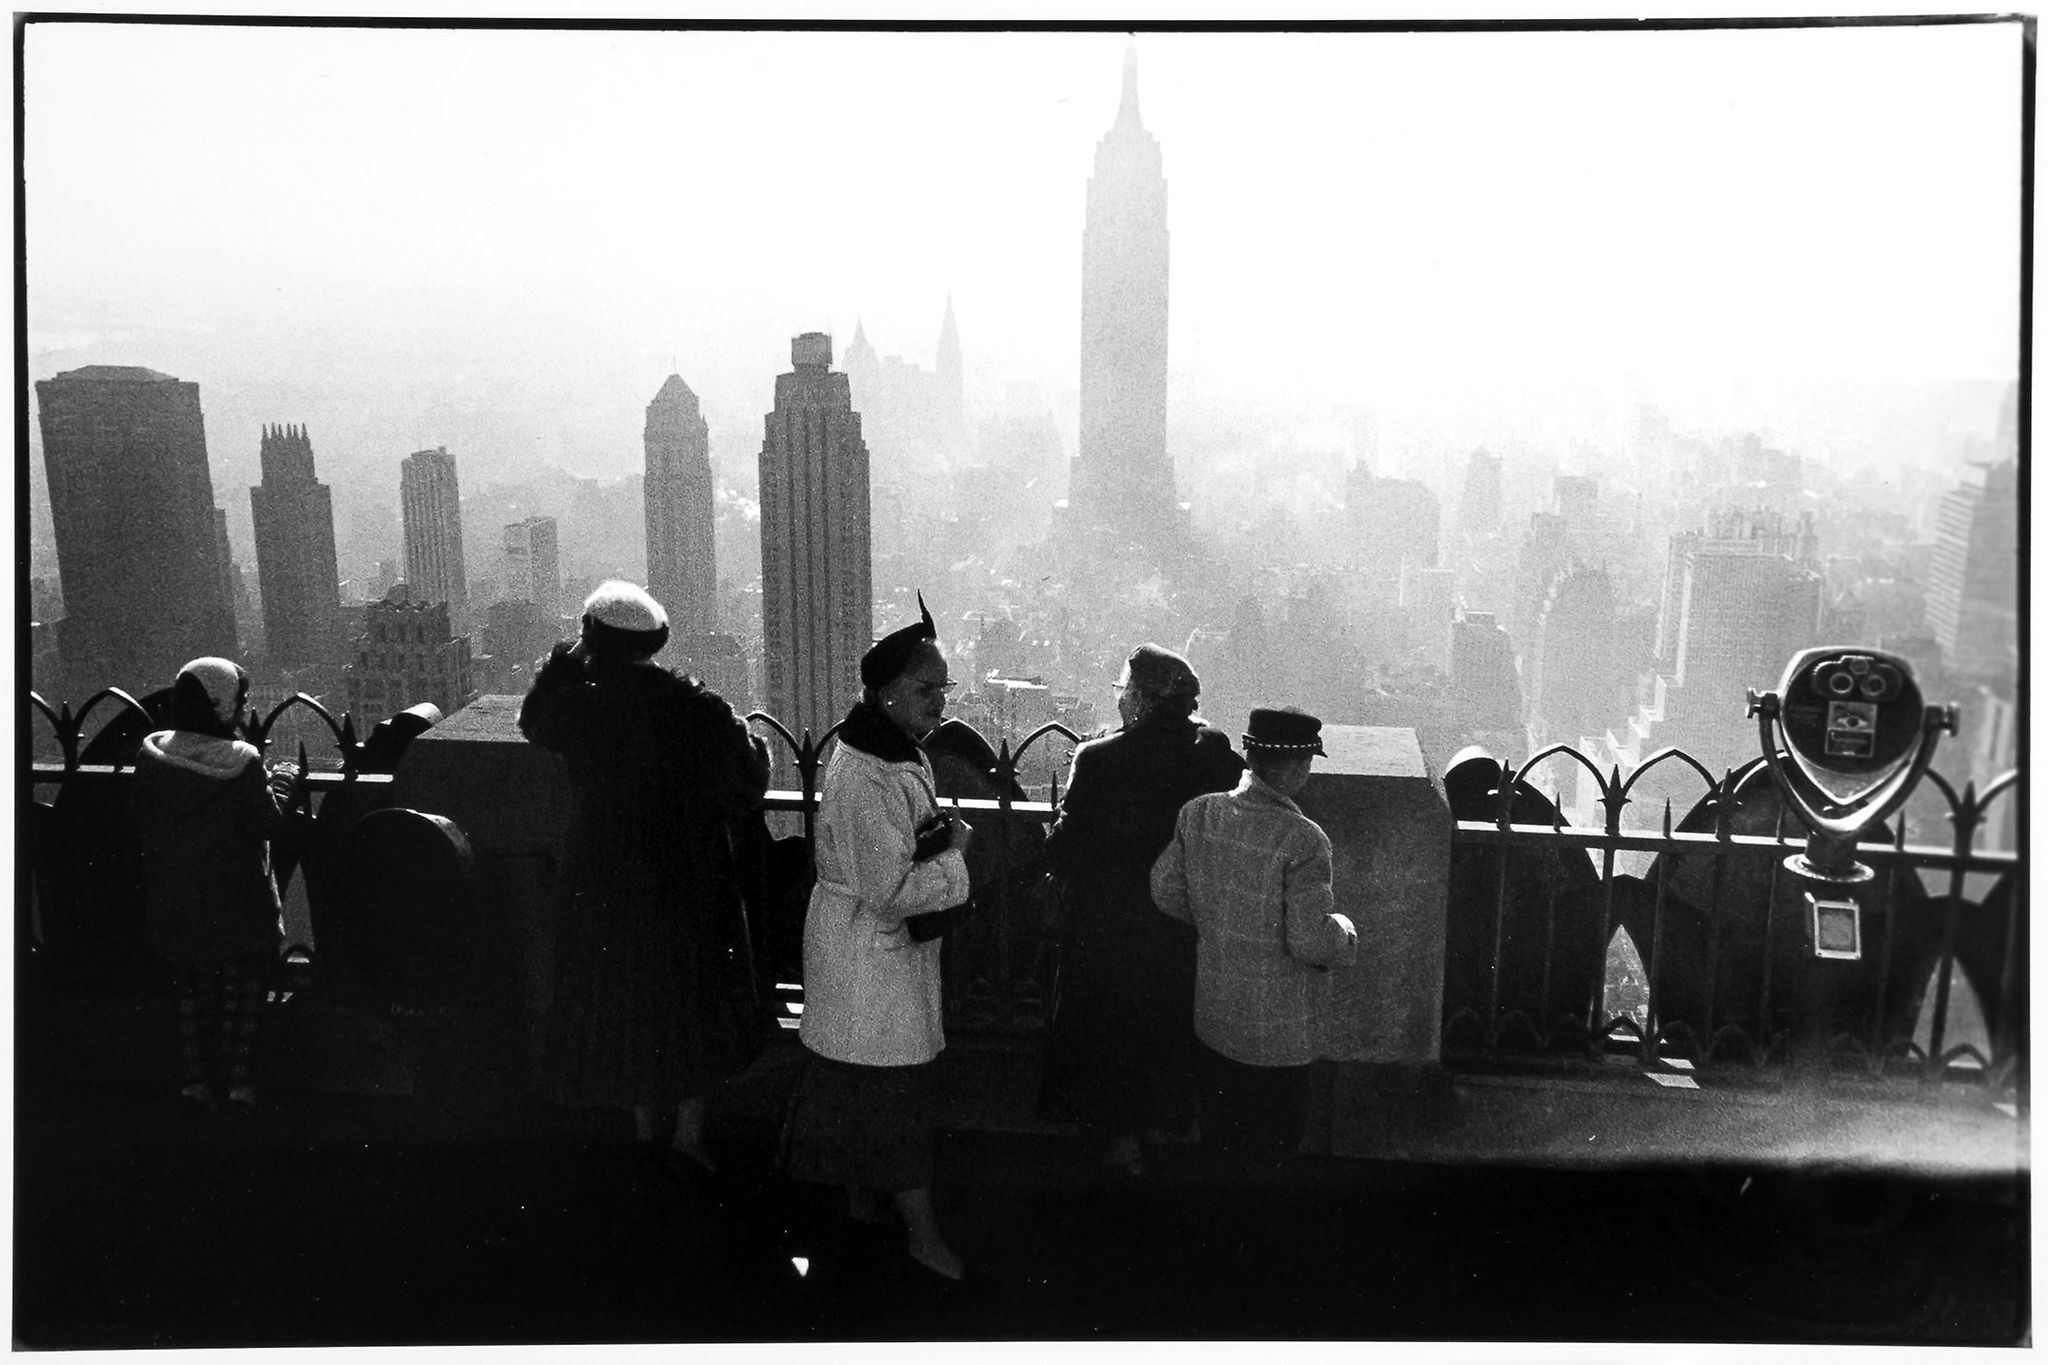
left=861, top=592, right=940, bottom=688
left=1242, top=706, right=1325, bottom=756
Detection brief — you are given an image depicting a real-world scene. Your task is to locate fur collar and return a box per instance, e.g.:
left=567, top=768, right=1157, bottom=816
left=836, top=700, right=925, bottom=765
left=141, top=730, right=262, bottom=781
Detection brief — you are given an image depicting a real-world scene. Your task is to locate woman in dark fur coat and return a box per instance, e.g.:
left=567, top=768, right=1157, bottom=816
left=519, top=581, right=771, bottom=1171
left=1036, top=643, right=1244, bottom=1175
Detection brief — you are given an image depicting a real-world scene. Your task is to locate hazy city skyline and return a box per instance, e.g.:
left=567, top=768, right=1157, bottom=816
left=25, top=21, right=2023, bottom=504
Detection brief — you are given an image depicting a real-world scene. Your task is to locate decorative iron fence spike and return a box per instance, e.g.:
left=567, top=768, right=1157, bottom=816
left=52, top=697, right=80, bottom=771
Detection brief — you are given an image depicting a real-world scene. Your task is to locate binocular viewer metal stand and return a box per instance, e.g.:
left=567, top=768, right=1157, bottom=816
left=1747, top=647, right=1957, bottom=888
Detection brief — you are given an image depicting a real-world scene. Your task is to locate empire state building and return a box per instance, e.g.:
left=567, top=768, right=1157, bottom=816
left=1070, top=48, right=1179, bottom=543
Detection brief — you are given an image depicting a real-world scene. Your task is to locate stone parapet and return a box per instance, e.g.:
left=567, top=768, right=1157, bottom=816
left=1298, top=725, right=1453, bottom=1067
left=390, top=694, right=568, bottom=1089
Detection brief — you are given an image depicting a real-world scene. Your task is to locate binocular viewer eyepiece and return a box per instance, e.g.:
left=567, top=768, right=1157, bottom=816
left=1747, top=647, right=1956, bottom=888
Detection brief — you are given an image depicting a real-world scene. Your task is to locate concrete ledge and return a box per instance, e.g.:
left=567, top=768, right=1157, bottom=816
left=1298, top=725, right=1452, bottom=1067
left=388, top=694, right=570, bottom=1088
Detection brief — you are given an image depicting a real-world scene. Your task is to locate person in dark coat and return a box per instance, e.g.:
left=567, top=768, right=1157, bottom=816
left=133, top=657, right=299, bottom=1112
left=519, top=581, right=771, bottom=1171
left=1035, top=642, right=1245, bottom=1175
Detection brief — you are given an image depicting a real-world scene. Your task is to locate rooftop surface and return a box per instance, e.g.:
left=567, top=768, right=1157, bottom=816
left=15, top=993, right=2030, bottom=1349
left=43, top=364, right=178, bottom=383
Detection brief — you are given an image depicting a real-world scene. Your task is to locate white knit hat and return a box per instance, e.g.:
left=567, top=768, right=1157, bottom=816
left=581, top=580, right=668, bottom=632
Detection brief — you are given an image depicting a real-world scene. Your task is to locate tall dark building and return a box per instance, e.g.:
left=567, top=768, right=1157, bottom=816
left=34, top=365, right=237, bottom=695
left=1925, top=458, right=2018, bottom=687
left=1450, top=610, right=1525, bottom=733
left=1070, top=48, right=1175, bottom=539
left=1512, top=511, right=1571, bottom=651
left=1606, top=509, right=1823, bottom=783
left=400, top=446, right=469, bottom=633
left=644, top=374, right=718, bottom=636
left=249, top=423, right=343, bottom=669
left=1525, top=565, right=1622, bottom=752
left=758, top=333, right=873, bottom=746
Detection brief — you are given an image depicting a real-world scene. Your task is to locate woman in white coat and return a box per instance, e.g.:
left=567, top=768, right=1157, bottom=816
left=784, top=597, right=974, bottom=1282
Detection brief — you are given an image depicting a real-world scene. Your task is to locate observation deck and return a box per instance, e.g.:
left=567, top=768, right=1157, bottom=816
left=20, top=684, right=2028, bottom=1346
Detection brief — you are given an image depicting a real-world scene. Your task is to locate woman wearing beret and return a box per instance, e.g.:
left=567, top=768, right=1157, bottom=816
left=519, top=581, right=771, bottom=1173
left=784, top=596, right=974, bottom=1282
left=1035, top=643, right=1245, bottom=1176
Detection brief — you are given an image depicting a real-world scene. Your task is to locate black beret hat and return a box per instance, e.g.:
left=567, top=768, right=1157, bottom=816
left=861, top=592, right=939, bottom=689
left=1243, top=706, right=1326, bottom=756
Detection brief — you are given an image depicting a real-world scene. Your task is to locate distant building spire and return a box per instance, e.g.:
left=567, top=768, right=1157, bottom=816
left=1118, top=44, right=1142, bottom=126
left=937, top=295, right=960, bottom=366
left=843, top=316, right=878, bottom=374
left=937, top=294, right=963, bottom=431
left=1074, top=41, right=1175, bottom=544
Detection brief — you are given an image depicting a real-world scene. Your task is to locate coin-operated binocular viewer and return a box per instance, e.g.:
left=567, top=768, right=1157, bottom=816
left=1748, top=648, right=1956, bottom=962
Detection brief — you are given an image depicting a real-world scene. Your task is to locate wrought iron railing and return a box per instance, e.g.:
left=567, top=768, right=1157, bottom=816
left=743, top=710, right=1075, bottom=1035
left=28, top=686, right=398, bottom=793
left=25, top=688, right=2026, bottom=1089
left=1444, top=743, right=2022, bottom=1092
left=24, top=687, right=1076, bottom=1034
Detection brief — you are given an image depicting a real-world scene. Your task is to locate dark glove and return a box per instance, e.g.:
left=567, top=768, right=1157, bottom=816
left=911, top=812, right=955, bottom=862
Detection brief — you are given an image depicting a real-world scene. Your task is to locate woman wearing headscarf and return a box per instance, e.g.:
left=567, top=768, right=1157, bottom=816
left=133, top=656, right=300, bottom=1112
left=783, top=595, right=974, bottom=1283
left=1035, top=643, right=1245, bottom=1175
left=519, top=581, right=770, bottom=1172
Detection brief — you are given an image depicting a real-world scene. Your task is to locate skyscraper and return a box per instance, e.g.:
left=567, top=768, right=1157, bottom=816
left=1458, top=448, right=1503, bottom=539
left=34, top=365, right=237, bottom=695
left=758, top=332, right=873, bottom=745
left=1450, top=610, right=1525, bottom=735
left=342, top=592, right=476, bottom=722
left=1925, top=458, right=2017, bottom=687
left=935, top=294, right=963, bottom=429
left=643, top=374, right=717, bottom=635
left=249, top=423, right=344, bottom=670
left=1525, top=565, right=1623, bottom=752
left=1606, top=509, right=1823, bottom=784
left=1070, top=48, right=1175, bottom=540
left=838, top=304, right=969, bottom=476
left=498, top=515, right=561, bottom=622
left=400, top=446, right=469, bottom=633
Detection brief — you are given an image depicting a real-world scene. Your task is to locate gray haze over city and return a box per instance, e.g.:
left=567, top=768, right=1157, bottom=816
left=23, top=20, right=2024, bottom=837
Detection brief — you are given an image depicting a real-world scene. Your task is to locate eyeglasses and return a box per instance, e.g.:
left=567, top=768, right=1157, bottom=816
left=911, top=678, right=958, bottom=698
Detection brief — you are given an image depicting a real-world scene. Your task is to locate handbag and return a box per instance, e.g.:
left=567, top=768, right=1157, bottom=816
left=905, top=812, right=970, bottom=942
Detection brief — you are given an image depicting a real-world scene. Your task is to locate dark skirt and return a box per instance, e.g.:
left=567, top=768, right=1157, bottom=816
left=1035, top=901, right=1200, bottom=1134
left=546, top=881, right=763, bottom=1110
left=783, top=1050, right=935, bottom=1192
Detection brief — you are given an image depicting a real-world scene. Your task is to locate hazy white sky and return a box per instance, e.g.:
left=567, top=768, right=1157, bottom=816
left=23, top=19, right=2025, bottom=478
